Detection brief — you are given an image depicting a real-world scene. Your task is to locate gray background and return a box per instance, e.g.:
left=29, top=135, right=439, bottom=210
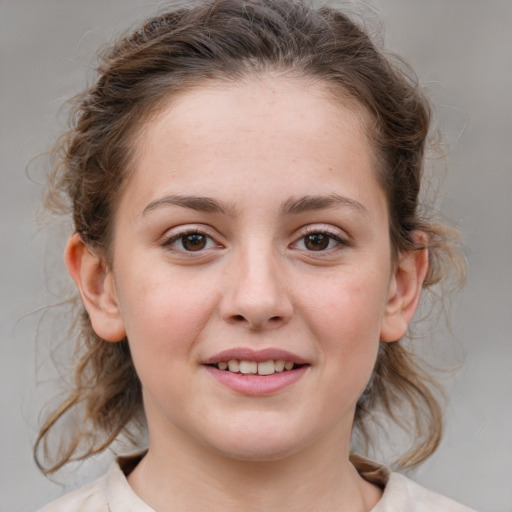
left=1, top=1, right=511, bottom=511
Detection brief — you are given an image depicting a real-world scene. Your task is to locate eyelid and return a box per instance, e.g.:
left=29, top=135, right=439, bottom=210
left=298, top=224, right=349, bottom=239
left=291, top=224, right=351, bottom=252
left=160, top=225, right=224, bottom=252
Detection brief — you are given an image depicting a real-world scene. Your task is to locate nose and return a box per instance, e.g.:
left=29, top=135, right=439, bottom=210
left=220, top=246, right=293, bottom=330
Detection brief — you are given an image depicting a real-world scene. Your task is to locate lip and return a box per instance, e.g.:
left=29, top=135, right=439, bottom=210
left=202, top=347, right=309, bottom=365
left=202, top=347, right=310, bottom=396
left=204, top=365, right=308, bottom=396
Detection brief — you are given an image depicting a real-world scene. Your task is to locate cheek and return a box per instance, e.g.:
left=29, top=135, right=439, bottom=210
left=303, top=266, right=389, bottom=338
left=115, top=266, right=219, bottom=370
left=299, top=267, right=390, bottom=384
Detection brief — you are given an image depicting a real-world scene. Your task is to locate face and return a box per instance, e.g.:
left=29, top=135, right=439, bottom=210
left=104, top=77, right=405, bottom=461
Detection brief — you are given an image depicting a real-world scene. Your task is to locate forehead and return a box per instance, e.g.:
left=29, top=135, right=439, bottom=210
left=136, top=75, right=373, bottom=163
left=123, top=76, right=383, bottom=215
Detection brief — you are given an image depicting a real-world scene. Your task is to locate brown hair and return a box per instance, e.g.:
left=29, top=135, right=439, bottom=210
left=36, top=0, right=465, bottom=473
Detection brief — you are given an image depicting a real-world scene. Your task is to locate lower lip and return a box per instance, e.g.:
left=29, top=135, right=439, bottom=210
left=204, top=366, right=308, bottom=396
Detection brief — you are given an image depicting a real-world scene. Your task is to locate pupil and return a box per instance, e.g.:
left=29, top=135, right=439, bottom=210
left=183, top=234, right=206, bottom=251
left=305, top=233, right=329, bottom=251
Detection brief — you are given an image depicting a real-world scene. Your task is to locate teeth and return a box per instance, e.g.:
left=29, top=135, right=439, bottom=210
left=257, top=360, right=275, bottom=375
left=274, top=360, right=285, bottom=372
left=227, top=360, right=239, bottom=372
left=215, top=359, right=297, bottom=374
left=239, top=361, right=257, bottom=374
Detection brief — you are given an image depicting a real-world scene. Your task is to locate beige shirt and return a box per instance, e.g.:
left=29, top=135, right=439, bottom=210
left=38, top=453, right=477, bottom=511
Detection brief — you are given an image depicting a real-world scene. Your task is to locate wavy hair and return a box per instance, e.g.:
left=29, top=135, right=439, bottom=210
left=35, top=0, right=465, bottom=473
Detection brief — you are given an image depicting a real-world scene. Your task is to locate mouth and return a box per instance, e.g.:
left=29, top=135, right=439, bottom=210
left=202, top=348, right=309, bottom=394
left=207, top=359, right=305, bottom=375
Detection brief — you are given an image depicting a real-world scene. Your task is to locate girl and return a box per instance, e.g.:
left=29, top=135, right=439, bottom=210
left=36, top=1, right=474, bottom=510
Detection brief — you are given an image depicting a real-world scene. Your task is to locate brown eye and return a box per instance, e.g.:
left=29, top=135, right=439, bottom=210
left=181, top=233, right=208, bottom=251
left=304, top=233, right=330, bottom=251
left=293, top=231, right=345, bottom=252
left=163, top=231, right=217, bottom=252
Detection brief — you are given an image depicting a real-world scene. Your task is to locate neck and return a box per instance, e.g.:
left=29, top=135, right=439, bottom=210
left=127, top=426, right=381, bottom=512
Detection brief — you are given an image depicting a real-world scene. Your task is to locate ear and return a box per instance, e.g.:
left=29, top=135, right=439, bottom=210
left=380, top=232, right=429, bottom=342
left=64, top=233, right=126, bottom=342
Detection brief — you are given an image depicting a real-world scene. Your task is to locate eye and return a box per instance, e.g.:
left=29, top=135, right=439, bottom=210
left=293, top=230, right=346, bottom=252
left=163, top=230, right=218, bottom=252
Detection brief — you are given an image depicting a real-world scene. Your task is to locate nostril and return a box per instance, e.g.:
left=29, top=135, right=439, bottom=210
left=229, top=314, right=283, bottom=326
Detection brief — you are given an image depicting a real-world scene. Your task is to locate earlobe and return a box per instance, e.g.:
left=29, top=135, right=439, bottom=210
left=64, top=233, right=126, bottom=342
left=380, top=233, right=429, bottom=342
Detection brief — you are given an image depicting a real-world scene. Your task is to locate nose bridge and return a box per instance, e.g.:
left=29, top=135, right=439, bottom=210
left=221, top=238, right=292, bottom=329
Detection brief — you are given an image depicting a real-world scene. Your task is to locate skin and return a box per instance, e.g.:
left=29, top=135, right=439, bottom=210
left=66, top=76, right=428, bottom=512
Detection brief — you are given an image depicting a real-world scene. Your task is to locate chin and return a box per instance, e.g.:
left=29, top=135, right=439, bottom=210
left=200, top=421, right=312, bottom=462
left=215, top=440, right=303, bottom=463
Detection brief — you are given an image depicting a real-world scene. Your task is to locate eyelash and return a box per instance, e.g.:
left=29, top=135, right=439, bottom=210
left=293, top=228, right=349, bottom=253
left=161, top=229, right=220, bottom=252
left=161, top=227, right=348, bottom=254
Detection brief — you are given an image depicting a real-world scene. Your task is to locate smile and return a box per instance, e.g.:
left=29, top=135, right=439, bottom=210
left=211, top=359, right=300, bottom=375
left=203, top=349, right=309, bottom=395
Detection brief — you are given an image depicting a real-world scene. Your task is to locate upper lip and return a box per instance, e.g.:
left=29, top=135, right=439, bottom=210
left=203, top=348, right=309, bottom=365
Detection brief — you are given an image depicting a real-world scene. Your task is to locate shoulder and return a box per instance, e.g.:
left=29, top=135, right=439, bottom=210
left=36, top=452, right=151, bottom=512
left=36, top=475, right=108, bottom=512
left=377, top=472, right=478, bottom=512
left=350, top=454, right=477, bottom=512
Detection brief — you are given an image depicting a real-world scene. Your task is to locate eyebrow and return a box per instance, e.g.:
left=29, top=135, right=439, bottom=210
left=142, top=195, right=237, bottom=216
left=142, top=193, right=367, bottom=218
left=280, top=194, right=368, bottom=217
